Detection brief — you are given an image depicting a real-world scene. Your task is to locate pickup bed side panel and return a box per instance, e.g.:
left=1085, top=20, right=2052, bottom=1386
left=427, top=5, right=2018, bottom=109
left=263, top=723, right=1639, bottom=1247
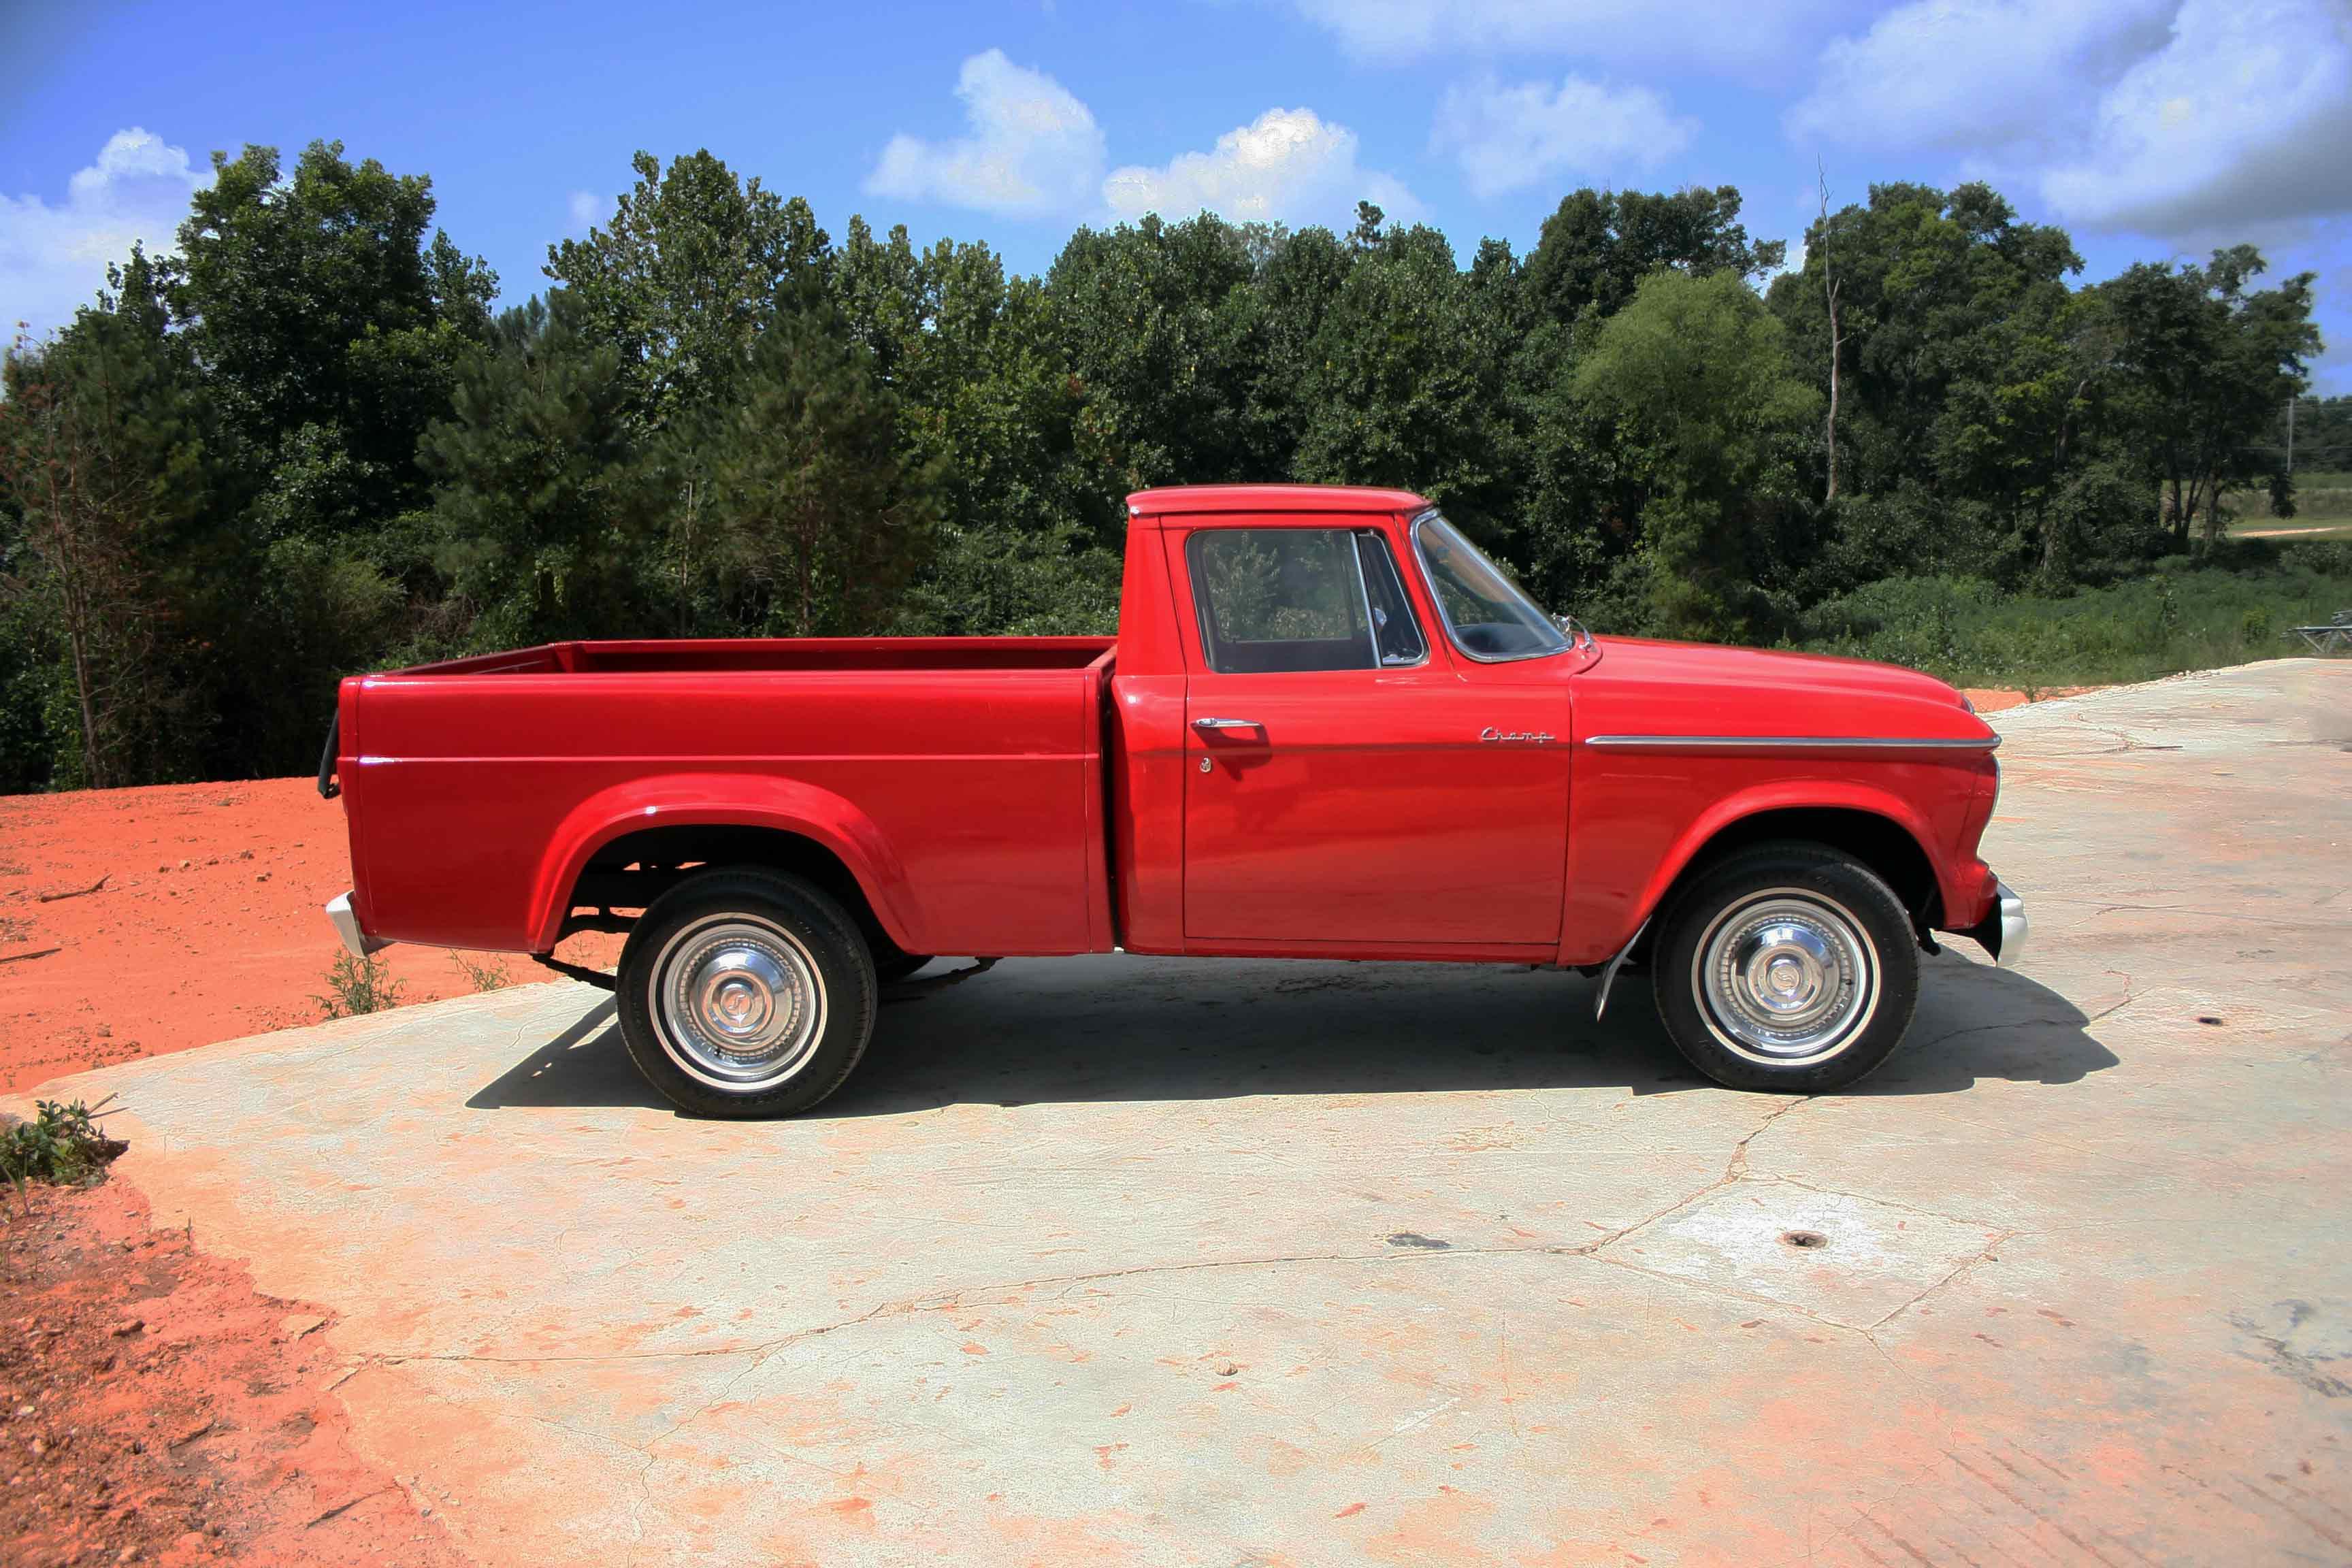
left=347, top=666, right=1102, bottom=957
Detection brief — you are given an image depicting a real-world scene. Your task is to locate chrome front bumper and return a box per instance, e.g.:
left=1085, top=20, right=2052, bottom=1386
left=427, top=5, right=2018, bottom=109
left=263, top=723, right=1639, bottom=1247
left=325, top=892, right=386, bottom=959
left=1964, top=880, right=2028, bottom=968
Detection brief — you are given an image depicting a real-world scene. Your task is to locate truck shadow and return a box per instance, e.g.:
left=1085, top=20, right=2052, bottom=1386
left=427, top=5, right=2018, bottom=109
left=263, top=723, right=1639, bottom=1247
left=467, top=951, right=2117, bottom=1116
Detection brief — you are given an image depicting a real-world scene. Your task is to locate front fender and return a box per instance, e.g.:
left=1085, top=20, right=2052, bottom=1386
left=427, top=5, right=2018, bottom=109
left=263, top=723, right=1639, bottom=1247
left=1610, top=779, right=1944, bottom=958
left=525, top=772, right=920, bottom=953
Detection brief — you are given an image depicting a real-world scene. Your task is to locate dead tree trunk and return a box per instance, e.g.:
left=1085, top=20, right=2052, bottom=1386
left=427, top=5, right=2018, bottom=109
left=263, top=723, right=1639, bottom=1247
left=1818, top=163, right=1846, bottom=504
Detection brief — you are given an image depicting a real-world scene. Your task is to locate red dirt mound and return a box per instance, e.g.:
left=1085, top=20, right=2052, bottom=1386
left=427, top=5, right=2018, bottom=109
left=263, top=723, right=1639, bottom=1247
left=0, top=777, right=509, bottom=1094
left=1, top=1175, right=468, bottom=1567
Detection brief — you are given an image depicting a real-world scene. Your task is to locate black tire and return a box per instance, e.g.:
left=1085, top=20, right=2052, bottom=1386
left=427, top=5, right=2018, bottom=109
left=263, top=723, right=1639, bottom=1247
left=1650, top=842, right=1919, bottom=1093
left=617, top=868, right=877, bottom=1118
left=873, top=951, right=934, bottom=985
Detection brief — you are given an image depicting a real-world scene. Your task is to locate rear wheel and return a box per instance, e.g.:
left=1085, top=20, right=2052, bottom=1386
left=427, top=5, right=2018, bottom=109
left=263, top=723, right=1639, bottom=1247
left=617, top=868, right=876, bottom=1117
left=1650, top=843, right=1918, bottom=1093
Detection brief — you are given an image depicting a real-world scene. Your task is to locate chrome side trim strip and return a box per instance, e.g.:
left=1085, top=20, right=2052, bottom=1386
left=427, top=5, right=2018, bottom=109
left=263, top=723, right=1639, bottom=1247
left=1583, top=734, right=2001, bottom=753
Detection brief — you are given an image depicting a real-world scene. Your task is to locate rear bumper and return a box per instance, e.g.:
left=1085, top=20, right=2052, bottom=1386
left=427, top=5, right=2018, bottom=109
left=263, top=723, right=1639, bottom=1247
left=326, top=892, right=386, bottom=960
left=1960, top=880, right=2027, bottom=968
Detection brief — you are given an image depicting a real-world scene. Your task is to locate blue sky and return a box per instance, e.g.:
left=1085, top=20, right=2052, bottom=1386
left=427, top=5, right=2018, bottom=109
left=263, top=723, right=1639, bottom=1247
left=5, top=0, right=2349, bottom=392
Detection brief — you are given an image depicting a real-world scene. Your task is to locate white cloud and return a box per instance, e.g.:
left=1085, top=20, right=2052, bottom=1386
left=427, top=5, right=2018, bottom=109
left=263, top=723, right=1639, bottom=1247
left=1433, top=75, right=1696, bottom=199
left=1103, top=108, right=1421, bottom=229
left=566, top=191, right=602, bottom=233
left=866, top=49, right=1105, bottom=217
left=1759, top=236, right=1809, bottom=293
left=2039, top=0, right=2352, bottom=235
left=1787, top=0, right=2175, bottom=154
left=0, top=129, right=207, bottom=346
left=1788, top=0, right=2352, bottom=239
left=1286, top=0, right=1835, bottom=71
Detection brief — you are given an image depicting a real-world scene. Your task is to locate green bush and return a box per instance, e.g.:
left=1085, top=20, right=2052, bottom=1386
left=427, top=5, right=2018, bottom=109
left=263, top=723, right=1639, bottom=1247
left=314, top=951, right=406, bottom=1019
left=1798, top=548, right=2352, bottom=688
left=1, top=1100, right=126, bottom=1187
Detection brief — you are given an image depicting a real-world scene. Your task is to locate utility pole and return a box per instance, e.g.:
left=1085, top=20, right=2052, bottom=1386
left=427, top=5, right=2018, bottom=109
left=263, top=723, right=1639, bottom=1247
left=2287, top=394, right=2295, bottom=474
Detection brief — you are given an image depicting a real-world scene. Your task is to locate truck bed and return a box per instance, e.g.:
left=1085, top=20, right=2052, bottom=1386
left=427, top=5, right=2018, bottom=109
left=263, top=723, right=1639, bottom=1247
left=402, top=636, right=1115, bottom=676
left=336, top=638, right=1118, bottom=960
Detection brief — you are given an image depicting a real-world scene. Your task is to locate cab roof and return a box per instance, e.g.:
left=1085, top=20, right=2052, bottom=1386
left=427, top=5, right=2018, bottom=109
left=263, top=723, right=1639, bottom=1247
left=1126, top=483, right=1431, bottom=520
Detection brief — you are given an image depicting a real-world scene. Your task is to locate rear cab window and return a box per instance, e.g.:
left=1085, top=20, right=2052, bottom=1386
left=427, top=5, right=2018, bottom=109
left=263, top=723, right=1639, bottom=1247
left=1186, top=527, right=1426, bottom=674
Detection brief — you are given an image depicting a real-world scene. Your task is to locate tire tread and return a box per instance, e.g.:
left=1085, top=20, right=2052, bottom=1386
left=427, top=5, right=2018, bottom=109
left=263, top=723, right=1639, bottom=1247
left=1648, top=840, right=1920, bottom=1093
left=616, top=868, right=877, bottom=1118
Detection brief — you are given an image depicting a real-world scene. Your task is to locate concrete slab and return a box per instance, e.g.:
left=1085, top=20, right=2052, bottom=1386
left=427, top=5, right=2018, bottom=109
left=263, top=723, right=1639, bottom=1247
left=21, top=659, right=2352, bottom=1566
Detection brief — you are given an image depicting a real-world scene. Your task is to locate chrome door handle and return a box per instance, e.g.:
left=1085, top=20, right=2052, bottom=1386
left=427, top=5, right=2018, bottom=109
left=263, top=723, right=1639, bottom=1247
left=1192, top=717, right=1260, bottom=731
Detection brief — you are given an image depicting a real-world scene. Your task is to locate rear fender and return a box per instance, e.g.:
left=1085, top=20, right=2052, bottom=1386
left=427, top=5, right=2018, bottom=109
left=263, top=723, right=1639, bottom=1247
left=1611, top=781, right=1944, bottom=957
left=525, top=773, right=919, bottom=953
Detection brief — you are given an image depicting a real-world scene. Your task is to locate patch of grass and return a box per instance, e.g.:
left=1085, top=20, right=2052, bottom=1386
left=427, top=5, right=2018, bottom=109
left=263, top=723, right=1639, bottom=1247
left=2227, top=470, right=2352, bottom=529
left=1799, top=542, right=2352, bottom=689
left=313, top=951, right=406, bottom=1019
left=451, top=951, right=512, bottom=992
left=1, top=1100, right=126, bottom=1189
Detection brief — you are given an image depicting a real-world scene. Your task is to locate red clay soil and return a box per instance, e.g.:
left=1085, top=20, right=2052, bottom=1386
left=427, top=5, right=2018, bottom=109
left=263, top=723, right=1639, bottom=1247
left=0, top=777, right=531, bottom=1094
left=1, top=1173, right=468, bottom=1568
left=1958, top=684, right=2102, bottom=715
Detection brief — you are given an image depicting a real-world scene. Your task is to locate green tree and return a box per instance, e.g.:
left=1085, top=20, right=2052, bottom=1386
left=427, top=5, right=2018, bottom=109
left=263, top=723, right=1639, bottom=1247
left=1769, top=184, right=2080, bottom=501
left=0, top=250, right=223, bottom=787
left=172, top=140, right=494, bottom=542
left=1294, top=223, right=1519, bottom=534
left=545, top=150, right=830, bottom=434
left=1574, top=270, right=1820, bottom=638
left=1045, top=214, right=1264, bottom=511
left=423, top=295, right=666, bottom=645
left=2097, top=246, right=2319, bottom=549
left=702, top=312, right=941, bottom=636
left=1523, top=186, right=1784, bottom=327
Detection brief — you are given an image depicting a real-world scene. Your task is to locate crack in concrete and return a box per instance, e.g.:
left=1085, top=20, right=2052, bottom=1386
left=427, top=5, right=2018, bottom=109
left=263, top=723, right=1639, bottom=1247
left=1866, top=1227, right=2018, bottom=1332
left=1586, top=1095, right=1818, bottom=1254
left=366, top=1100, right=1860, bottom=1387
left=1769, top=1175, right=2010, bottom=1235
left=337, top=1089, right=2027, bottom=1471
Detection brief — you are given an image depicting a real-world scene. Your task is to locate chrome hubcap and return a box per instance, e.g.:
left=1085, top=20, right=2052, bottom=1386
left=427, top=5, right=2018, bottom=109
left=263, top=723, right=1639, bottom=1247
left=1695, top=892, right=1878, bottom=1063
left=653, top=916, right=826, bottom=1091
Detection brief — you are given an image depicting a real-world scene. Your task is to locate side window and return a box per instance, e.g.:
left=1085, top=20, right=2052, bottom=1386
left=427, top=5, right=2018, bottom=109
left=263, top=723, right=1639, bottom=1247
left=1355, top=532, right=1427, bottom=666
left=1188, top=528, right=1375, bottom=674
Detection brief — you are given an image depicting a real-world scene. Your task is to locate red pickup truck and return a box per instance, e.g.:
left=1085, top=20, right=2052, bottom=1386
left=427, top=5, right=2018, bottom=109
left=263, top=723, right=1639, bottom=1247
left=323, top=485, right=2023, bottom=1116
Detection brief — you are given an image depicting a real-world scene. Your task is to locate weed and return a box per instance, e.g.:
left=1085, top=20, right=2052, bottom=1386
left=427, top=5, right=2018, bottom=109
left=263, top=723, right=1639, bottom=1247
left=451, top=951, right=511, bottom=992
left=1, top=1100, right=126, bottom=1189
left=314, top=951, right=405, bottom=1019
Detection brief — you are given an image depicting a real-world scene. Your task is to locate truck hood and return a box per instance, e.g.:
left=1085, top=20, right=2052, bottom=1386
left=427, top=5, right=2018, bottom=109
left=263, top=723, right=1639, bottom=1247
left=1580, top=635, right=1991, bottom=742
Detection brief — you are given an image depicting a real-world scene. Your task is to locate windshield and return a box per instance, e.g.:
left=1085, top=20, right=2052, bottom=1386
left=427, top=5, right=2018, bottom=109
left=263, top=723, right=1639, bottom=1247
left=1411, top=512, right=1571, bottom=662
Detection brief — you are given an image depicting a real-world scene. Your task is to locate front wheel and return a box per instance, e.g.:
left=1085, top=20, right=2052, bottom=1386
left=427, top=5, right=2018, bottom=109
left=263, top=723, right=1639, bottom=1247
left=617, top=869, right=877, bottom=1117
left=1650, top=843, right=1919, bottom=1093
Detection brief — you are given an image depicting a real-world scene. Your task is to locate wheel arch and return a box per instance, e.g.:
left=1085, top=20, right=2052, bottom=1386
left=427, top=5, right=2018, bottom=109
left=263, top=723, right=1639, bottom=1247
left=526, top=776, right=919, bottom=956
left=1629, top=798, right=1944, bottom=962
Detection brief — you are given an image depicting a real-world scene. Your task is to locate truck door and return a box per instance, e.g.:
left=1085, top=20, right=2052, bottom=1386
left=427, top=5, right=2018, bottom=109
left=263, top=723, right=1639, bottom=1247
left=1178, top=521, right=1569, bottom=947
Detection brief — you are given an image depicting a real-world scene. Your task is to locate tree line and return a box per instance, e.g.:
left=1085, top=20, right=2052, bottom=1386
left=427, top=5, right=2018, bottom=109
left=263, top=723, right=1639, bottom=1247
left=0, top=141, right=2324, bottom=792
